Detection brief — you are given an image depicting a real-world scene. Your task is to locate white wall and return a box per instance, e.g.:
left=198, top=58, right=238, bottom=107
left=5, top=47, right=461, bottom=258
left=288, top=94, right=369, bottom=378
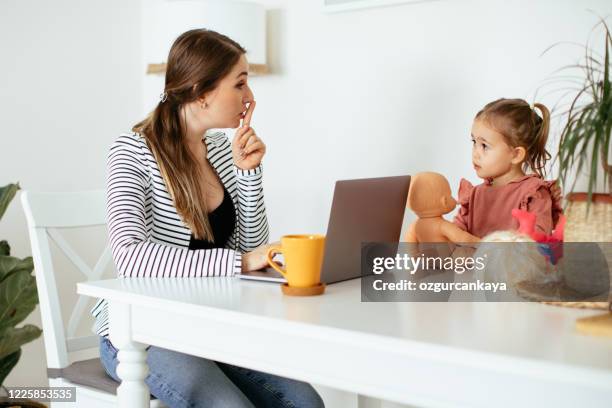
left=1, top=0, right=142, bottom=390
left=252, top=0, right=611, bottom=241
left=1, top=0, right=610, bottom=404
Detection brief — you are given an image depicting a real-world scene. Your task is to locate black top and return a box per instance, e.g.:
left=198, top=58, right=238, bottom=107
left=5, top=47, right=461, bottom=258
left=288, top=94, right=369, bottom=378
left=188, top=188, right=236, bottom=250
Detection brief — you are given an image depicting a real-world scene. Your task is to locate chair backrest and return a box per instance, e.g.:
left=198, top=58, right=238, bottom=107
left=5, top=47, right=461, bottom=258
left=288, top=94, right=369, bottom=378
left=21, top=190, right=111, bottom=369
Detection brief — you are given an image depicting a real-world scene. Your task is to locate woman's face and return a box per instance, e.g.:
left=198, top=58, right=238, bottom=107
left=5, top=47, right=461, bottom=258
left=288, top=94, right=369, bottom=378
left=202, top=54, right=254, bottom=129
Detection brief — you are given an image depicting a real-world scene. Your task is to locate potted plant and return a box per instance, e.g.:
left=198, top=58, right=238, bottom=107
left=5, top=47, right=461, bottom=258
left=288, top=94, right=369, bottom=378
left=0, top=184, right=44, bottom=408
left=548, top=19, right=612, bottom=241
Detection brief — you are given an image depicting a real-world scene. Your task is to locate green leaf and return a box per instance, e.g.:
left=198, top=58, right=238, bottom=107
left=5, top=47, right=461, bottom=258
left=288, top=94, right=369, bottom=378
left=0, top=184, right=19, bottom=222
left=0, top=348, right=20, bottom=388
left=552, top=19, right=612, bottom=202
left=0, top=241, right=9, bottom=256
left=603, top=31, right=610, bottom=100
left=0, top=325, right=42, bottom=360
left=0, top=269, right=38, bottom=332
left=587, top=128, right=602, bottom=212
left=0, top=255, right=33, bottom=284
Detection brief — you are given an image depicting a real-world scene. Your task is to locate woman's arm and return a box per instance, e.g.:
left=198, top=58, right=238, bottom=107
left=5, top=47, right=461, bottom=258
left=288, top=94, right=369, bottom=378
left=231, top=102, right=270, bottom=253
left=233, top=165, right=270, bottom=253
left=107, top=136, right=241, bottom=278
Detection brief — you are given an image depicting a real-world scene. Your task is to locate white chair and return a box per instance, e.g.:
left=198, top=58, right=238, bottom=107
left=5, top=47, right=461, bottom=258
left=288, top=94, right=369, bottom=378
left=21, top=190, right=165, bottom=407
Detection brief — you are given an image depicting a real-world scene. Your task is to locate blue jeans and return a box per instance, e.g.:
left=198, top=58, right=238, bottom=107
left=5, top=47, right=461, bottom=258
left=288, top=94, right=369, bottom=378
left=99, top=336, right=324, bottom=408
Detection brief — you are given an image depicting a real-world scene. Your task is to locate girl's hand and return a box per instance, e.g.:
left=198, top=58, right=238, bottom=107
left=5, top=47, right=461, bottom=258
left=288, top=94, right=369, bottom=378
left=232, top=101, right=266, bottom=170
left=241, top=242, right=280, bottom=272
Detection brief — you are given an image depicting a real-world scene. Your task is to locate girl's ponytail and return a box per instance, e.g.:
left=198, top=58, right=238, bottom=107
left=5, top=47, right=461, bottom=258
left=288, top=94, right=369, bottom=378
left=529, top=103, right=551, bottom=178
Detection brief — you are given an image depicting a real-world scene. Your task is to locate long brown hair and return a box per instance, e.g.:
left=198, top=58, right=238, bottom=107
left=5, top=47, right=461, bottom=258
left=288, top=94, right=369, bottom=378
left=475, top=98, right=551, bottom=178
left=133, top=29, right=246, bottom=241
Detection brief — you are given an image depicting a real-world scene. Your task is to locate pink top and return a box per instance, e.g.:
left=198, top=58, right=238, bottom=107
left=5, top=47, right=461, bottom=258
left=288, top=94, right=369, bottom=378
left=453, top=174, right=563, bottom=238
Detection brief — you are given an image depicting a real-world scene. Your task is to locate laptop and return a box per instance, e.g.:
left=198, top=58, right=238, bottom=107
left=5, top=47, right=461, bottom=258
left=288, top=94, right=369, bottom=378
left=236, top=175, right=411, bottom=284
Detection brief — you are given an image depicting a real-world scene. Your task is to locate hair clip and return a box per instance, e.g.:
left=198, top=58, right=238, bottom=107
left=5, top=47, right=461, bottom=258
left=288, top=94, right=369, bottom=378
left=160, top=91, right=168, bottom=103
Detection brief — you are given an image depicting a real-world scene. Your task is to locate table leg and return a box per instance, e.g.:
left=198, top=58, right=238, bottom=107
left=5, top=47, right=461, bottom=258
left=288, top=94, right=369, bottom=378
left=109, top=301, right=150, bottom=408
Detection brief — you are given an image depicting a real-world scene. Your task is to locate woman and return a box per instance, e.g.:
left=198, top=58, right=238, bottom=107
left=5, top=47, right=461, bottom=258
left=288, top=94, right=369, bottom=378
left=90, top=29, right=325, bottom=408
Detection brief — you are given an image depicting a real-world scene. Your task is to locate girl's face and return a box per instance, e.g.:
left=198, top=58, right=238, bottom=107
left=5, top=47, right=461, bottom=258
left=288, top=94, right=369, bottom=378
left=470, top=119, right=523, bottom=180
left=201, top=54, right=254, bottom=129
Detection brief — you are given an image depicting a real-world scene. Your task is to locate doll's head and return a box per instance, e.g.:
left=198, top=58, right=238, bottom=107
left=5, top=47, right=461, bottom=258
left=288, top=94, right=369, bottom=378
left=407, top=172, right=457, bottom=217
left=471, top=98, right=551, bottom=180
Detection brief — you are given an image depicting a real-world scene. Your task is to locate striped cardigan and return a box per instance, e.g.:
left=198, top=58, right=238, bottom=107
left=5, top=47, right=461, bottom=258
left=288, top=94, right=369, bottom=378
left=90, top=131, right=269, bottom=337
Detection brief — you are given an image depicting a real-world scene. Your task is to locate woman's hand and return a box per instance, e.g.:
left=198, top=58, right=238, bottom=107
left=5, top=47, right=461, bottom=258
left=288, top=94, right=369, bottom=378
left=233, top=101, right=266, bottom=170
left=241, top=241, right=280, bottom=272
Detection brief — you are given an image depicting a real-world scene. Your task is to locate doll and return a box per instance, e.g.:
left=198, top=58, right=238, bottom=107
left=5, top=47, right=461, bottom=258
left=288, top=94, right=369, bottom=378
left=404, top=172, right=481, bottom=244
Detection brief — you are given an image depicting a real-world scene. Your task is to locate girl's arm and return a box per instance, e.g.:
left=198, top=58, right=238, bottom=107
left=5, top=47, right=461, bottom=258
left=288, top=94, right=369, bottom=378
left=106, top=137, right=241, bottom=278
left=525, top=187, right=554, bottom=235
left=453, top=212, right=469, bottom=231
left=453, top=178, right=473, bottom=231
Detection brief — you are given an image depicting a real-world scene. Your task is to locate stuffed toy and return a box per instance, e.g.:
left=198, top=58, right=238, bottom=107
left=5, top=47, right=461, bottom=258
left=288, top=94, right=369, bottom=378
left=511, top=208, right=566, bottom=265
left=404, top=172, right=481, bottom=244
left=476, top=230, right=553, bottom=289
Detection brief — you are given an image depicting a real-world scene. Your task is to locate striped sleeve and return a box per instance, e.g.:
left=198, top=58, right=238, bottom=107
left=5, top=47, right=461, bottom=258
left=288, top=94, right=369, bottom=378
left=106, top=137, right=241, bottom=278
left=234, top=164, right=270, bottom=252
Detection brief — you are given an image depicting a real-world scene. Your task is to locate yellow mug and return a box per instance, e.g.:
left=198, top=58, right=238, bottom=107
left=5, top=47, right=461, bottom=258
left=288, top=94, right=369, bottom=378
left=267, top=235, right=325, bottom=288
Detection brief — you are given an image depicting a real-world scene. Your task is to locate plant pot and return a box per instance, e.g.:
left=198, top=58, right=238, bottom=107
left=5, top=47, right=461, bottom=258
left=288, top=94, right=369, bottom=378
left=564, top=193, right=612, bottom=242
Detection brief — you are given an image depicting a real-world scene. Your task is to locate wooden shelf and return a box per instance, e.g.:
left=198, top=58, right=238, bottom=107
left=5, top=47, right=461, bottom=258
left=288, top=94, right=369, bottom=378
left=146, top=62, right=269, bottom=76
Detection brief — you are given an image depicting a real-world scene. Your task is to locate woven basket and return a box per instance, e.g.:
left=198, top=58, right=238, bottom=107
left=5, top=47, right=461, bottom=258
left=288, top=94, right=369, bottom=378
left=516, top=278, right=611, bottom=309
left=540, top=301, right=610, bottom=310
left=538, top=193, right=612, bottom=309
left=564, top=193, right=612, bottom=242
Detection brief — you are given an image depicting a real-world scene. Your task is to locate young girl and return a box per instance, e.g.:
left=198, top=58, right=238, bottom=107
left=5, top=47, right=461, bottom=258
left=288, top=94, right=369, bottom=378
left=454, top=98, right=563, bottom=238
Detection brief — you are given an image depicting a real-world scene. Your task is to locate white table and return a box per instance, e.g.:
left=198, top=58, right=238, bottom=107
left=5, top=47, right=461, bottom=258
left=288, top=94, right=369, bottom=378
left=77, top=277, right=612, bottom=408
